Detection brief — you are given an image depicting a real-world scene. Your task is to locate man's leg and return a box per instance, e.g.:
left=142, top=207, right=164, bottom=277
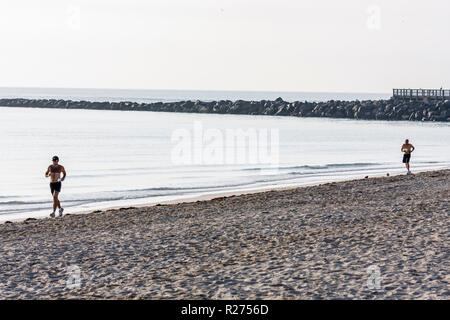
left=52, top=193, right=57, bottom=213
left=406, top=162, right=410, bottom=171
left=53, top=192, right=61, bottom=211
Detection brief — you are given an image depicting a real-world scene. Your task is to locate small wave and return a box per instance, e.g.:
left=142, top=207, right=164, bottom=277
left=415, top=161, right=440, bottom=164
left=326, top=162, right=378, bottom=168
left=241, top=162, right=380, bottom=171
left=288, top=164, right=396, bottom=175
left=0, top=200, right=46, bottom=205
left=0, top=198, right=100, bottom=207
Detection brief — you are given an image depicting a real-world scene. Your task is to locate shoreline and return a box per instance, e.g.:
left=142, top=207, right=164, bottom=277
left=0, top=168, right=448, bottom=299
left=3, top=166, right=447, bottom=224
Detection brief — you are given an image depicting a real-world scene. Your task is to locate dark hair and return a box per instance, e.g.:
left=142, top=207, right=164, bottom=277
left=52, top=156, right=59, bottom=161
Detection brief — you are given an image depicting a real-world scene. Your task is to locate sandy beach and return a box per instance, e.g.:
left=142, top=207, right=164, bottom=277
left=0, top=169, right=448, bottom=299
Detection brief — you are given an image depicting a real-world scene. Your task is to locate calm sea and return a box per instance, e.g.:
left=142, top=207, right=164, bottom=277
left=0, top=105, right=449, bottom=222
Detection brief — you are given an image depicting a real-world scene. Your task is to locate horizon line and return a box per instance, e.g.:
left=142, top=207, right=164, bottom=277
left=0, top=86, right=391, bottom=95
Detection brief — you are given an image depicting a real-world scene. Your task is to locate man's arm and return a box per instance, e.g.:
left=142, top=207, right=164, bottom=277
left=411, top=145, right=415, bottom=152
left=45, top=166, right=50, bottom=177
left=401, top=144, right=405, bottom=152
left=61, top=166, right=67, bottom=181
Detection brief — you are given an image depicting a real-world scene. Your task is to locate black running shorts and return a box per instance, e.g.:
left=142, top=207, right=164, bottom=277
left=402, top=154, right=411, bottom=163
left=50, top=182, right=62, bottom=195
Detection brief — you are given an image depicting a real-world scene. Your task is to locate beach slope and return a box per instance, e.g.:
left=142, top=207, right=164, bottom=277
left=0, top=170, right=448, bottom=299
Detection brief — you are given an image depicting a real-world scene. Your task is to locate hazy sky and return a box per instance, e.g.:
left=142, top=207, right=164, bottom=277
left=0, top=0, right=449, bottom=93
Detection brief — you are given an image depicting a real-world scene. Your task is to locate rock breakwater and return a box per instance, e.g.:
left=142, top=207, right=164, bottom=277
left=1, top=97, right=449, bottom=122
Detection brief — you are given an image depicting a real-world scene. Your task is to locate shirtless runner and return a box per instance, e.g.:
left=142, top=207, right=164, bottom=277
left=401, top=139, right=415, bottom=175
left=45, top=156, right=67, bottom=217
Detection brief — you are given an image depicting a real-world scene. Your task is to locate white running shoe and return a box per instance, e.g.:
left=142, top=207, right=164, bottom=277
left=50, top=212, right=55, bottom=218
left=59, top=207, right=64, bottom=217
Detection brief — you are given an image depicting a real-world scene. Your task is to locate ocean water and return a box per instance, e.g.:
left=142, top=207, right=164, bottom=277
left=0, top=87, right=391, bottom=103
left=0, top=106, right=449, bottom=222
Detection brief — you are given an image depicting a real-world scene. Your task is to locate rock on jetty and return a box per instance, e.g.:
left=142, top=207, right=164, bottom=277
left=0, top=97, right=449, bottom=122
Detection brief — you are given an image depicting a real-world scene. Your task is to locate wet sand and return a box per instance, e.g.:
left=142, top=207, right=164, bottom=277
left=0, top=169, right=448, bottom=299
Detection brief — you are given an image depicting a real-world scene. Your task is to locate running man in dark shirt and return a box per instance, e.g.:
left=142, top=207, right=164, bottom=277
left=45, top=156, right=67, bottom=217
